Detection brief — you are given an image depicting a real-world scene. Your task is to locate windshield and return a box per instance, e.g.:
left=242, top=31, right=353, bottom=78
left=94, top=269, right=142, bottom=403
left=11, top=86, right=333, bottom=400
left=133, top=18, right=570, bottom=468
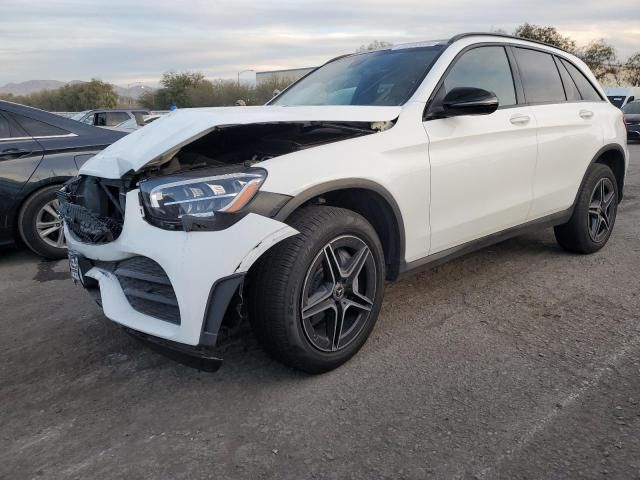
left=271, top=45, right=445, bottom=107
left=623, top=101, right=640, bottom=114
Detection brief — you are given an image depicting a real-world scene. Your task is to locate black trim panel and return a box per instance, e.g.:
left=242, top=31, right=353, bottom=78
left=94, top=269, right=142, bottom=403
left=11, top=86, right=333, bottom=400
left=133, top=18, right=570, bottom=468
left=576, top=143, right=627, bottom=203
left=123, top=326, right=223, bottom=372
left=399, top=208, right=573, bottom=278
left=200, top=273, right=245, bottom=347
left=273, top=178, right=406, bottom=272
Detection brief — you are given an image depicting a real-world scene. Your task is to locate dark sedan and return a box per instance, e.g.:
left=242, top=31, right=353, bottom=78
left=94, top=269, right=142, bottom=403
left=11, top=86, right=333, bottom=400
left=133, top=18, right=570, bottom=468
left=623, top=101, right=640, bottom=142
left=0, top=101, right=125, bottom=258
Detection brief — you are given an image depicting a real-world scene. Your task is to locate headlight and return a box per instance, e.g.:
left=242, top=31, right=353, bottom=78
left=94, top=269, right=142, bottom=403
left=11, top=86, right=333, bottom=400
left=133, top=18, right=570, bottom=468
left=139, top=168, right=267, bottom=228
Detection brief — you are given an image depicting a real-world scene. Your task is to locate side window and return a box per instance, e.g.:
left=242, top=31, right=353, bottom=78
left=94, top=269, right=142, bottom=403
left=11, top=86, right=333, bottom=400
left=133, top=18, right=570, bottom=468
left=514, top=48, right=565, bottom=104
left=0, top=114, right=11, bottom=139
left=12, top=113, right=69, bottom=137
left=104, top=112, right=130, bottom=126
left=556, top=58, right=582, bottom=101
left=95, top=113, right=108, bottom=126
left=560, top=59, right=602, bottom=102
left=628, top=96, right=635, bottom=104
left=442, top=46, right=516, bottom=106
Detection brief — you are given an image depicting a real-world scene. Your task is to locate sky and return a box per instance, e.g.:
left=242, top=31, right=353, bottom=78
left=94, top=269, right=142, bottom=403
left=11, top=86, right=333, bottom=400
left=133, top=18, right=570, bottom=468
left=1, top=0, right=639, bottom=86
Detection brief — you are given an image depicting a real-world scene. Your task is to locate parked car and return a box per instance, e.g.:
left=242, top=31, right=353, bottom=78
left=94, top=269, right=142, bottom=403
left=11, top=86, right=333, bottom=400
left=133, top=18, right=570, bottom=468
left=622, top=101, right=640, bottom=141
left=73, top=109, right=150, bottom=128
left=0, top=100, right=126, bottom=258
left=605, top=87, right=640, bottom=109
left=110, top=114, right=164, bottom=133
left=60, top=33, right=628, bottom=373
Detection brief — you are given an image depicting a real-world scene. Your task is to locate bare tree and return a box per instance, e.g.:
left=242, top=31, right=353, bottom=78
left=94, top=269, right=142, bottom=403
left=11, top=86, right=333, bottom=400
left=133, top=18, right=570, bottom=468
left=625, top=53, right=640, bottom=86
left=356, top=40, right=393, bottom=53
left=577, top=40, right=619, bottom=83
left=513, top=23, right=577, bottom=52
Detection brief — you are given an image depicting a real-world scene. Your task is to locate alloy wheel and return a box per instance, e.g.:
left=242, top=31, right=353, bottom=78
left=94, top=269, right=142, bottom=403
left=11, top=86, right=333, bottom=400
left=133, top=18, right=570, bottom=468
left=36, top=198, right=66, bottom=249
left=587, top=177, right=615, bottom=243
left=300, top=235, right=377, bottom=353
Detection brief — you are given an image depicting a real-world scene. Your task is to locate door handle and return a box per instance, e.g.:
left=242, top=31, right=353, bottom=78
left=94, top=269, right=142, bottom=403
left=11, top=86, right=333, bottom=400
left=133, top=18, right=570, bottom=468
left=510, top=114, right=530, bottom=125
left=0, top=148, right=32, bottom=159
left=579, top=109, right=594, bottom=119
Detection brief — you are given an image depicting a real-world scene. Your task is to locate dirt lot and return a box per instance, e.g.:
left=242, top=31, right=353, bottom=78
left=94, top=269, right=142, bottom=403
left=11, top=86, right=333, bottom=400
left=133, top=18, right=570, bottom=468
left=2, top=144, right=639, bottom=480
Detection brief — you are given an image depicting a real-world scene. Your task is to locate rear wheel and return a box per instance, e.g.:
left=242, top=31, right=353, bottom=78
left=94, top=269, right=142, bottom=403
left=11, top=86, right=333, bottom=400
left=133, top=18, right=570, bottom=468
left=554, top=163, right=618, bottom=254
left=249, top=206, right=385, bottom=373
left=18, top=185, right=66, bottom=259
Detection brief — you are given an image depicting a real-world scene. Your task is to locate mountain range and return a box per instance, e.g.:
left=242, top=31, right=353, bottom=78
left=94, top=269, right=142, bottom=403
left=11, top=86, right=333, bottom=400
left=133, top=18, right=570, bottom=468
left=0, top=80, right=152, bottom=99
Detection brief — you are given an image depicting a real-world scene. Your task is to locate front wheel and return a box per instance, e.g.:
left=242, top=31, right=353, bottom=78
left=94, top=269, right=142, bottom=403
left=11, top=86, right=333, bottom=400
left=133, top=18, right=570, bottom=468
left=249, top=206, right=386, bottom=373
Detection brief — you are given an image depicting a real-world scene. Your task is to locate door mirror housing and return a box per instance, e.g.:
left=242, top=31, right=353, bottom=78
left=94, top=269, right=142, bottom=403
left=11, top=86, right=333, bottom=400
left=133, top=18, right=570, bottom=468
left=441, top=87, right=499, bottom=117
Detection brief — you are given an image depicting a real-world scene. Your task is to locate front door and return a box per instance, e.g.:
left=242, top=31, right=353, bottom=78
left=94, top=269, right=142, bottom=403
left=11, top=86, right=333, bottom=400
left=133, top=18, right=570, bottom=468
left=423, top=45, right=538, bottom=254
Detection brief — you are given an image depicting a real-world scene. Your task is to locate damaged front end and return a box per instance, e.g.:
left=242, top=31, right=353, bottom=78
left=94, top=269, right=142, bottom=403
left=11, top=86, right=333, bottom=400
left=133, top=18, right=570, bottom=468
left=61, top=115, right=395, bottom=370
left=58, top=175, right=131, bottom=244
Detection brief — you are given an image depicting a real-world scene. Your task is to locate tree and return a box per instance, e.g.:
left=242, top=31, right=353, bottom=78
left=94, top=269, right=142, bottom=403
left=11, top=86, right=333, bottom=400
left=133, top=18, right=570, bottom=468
left=577, top=39, right=618, bottom=83
left=0, top=79, right=117, bottom=110
left=253, top=75, right=294, bottom=104
left=356, top=40, right=393, bottom=53
left=624, top=52, right=640, bottom=86
left=513, top=23, right=576, bottom=52
left=159, top=71, right=206, bottom=107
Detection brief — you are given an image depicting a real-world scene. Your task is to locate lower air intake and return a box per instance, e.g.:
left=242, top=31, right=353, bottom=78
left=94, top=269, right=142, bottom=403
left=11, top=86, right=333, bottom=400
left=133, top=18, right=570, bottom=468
left=109, top=257, right=181, bottom=325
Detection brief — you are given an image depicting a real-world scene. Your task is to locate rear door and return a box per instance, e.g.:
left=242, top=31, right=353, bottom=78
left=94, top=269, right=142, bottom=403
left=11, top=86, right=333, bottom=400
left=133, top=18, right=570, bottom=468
left=512, top=47, right=605, bottom=219
left=0, top=112, right=44, bottom=238
left=424, top=45, right=538, bottom=253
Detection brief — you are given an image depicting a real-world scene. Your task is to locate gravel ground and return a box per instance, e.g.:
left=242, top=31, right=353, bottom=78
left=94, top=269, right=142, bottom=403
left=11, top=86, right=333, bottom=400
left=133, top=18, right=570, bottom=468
left=1, top=144, right=639, bottom=480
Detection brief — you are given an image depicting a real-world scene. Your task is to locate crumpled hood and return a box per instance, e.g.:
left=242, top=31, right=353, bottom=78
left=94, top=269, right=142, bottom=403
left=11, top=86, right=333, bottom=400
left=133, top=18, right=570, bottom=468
left=79, top=105, right=402, bottom=179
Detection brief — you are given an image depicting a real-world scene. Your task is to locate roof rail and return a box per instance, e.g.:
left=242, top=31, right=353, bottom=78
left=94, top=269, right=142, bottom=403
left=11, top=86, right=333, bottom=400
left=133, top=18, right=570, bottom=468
left=448, top=32, right=572, bottom=54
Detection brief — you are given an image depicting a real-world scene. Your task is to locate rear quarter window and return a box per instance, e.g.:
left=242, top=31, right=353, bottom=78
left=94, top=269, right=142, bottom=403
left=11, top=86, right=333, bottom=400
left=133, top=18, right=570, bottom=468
left=12, top=113, right=70, bottom=137
left=560, top=59, right=602, bottom=102
left=556, top=59, right=582, bottom=101
left=0, top=114, right=11, bottom=139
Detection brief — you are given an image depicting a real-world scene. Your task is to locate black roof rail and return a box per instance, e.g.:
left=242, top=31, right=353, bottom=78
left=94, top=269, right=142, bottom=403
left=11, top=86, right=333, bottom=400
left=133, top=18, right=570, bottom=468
left=448, top=32, right=572, bottom=54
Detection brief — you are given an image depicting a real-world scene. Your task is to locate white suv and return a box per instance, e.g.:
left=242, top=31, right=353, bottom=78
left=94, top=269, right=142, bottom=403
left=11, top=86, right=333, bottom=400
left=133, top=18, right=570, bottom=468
left=60, top=33, right=628, bottom=373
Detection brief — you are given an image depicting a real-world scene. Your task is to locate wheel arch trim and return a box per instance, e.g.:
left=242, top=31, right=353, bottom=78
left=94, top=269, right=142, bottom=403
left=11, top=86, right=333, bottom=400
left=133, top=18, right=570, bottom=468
left=576, top=143, right=627, bottom=205
left=272, top=178, right=407, bottom=279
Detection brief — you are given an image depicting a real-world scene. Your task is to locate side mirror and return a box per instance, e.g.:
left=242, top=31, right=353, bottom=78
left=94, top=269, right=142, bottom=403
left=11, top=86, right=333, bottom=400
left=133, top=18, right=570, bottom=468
left=272, top=89, right=281, bottom=98
left=441, top=87, right=499, bottom=117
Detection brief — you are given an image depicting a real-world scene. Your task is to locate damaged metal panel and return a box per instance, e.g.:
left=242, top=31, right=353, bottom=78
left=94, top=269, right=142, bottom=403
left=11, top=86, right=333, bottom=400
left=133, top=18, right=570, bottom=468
left=137, top=121, right=384, bottom=179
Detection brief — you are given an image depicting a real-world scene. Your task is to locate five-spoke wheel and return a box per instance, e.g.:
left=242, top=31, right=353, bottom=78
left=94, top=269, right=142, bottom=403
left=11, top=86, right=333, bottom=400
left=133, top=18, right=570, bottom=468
left=301, top=235, right=376, bottom=352
left=249, top=206, right=385, bottom=373
left=555, top=163, right=618, bottom=254
left=587, top=177, right=615, bottom=243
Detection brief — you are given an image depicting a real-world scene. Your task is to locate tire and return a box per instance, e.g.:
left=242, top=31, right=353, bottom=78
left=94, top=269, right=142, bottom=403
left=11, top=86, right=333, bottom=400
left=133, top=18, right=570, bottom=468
left=18, top=185, right=67, bottom=259
left=554, top=163, right=618, bottom=254
left=248, top=206, right=386, bottom=373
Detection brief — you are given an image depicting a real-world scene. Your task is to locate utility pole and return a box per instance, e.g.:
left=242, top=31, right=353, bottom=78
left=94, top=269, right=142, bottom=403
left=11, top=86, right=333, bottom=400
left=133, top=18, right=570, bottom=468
left=237, top=70, right=254, bottom=87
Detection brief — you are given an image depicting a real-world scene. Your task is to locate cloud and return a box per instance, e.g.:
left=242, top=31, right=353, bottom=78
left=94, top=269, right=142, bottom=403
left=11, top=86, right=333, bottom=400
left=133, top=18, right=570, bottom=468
left=1, top=0, right=638, bottom=84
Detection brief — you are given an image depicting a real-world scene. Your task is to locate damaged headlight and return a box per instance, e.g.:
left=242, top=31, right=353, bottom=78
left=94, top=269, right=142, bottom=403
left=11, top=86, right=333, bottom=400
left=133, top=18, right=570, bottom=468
left=139, top=168, right=267, bottom=228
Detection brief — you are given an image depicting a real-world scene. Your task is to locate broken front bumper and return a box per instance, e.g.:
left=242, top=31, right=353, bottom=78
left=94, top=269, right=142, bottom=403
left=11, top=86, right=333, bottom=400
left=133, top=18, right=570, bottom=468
left=65, top=189, right=297, bottom=347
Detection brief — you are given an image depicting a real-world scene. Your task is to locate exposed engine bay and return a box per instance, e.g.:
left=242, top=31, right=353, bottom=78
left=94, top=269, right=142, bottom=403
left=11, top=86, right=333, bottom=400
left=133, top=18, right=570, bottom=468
left=139, top=120, right=387, bottom=179
left=59, top=120, right=391, bottom=243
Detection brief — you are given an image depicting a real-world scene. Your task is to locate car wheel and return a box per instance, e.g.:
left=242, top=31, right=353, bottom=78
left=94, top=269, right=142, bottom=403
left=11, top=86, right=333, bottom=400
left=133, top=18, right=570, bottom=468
left=554, top=163, right=618, bottom=254
left=18, top=185, right=67, bottom=259
left=249, top=206, right=386, bottom=373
